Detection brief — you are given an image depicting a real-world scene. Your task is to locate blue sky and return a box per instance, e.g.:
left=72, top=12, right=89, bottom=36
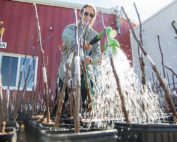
left=58, top=0, right=174, bottom=23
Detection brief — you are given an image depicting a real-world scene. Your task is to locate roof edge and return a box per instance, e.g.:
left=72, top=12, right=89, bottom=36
left=134, top=0, right=177, bottom=30
left=13, top=0, right=117, bottom=15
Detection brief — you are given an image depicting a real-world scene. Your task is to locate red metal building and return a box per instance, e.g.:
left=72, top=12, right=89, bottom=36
left=0, top=0, right=133, bottom=97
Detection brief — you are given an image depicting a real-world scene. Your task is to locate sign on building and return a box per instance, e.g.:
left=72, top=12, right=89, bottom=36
left=0, top=42, right=7, bottom=49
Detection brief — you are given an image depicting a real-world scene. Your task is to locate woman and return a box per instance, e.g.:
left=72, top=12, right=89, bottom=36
left=55, top=4, right=101, bottom=116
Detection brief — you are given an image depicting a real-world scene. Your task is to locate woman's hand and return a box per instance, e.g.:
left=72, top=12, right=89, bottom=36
left=84, top=56, right=93, bottom=64
left=84, top=42, right=92, bottom=51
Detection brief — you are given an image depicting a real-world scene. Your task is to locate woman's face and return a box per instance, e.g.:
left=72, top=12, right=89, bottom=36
left=81, top=6, right=95, bottom=27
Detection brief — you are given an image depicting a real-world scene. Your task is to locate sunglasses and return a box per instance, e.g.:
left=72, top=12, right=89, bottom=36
left=84, top=12, right=95, bottom=18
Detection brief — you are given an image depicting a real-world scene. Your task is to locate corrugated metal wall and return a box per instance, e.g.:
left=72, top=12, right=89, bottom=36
left=0, top=0, right=132, bottom=95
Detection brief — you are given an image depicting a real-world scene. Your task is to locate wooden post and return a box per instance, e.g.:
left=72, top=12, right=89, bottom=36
left=133, top=3, right=146, bottom=85
left=0, top=73, right=6, bottom=132
left=73, top=9, right=81, bottom=133
left=33, top=3, right=50, bottom=123
left=100, top=12, right=130, bottom=122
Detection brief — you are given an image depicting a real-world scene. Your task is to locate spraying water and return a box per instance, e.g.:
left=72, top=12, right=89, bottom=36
left=82, top=49, right=166, bottom=128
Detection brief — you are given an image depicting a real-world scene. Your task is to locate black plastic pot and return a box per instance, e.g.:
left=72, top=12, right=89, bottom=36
left=6, top=122, right=19, bottom=130
left=30, top=121, right=71, bottom=142
left=115, top=122, right=177, bottom=142
left=39, top=129, right=118, bottom=142
left=0, top=127, right=17, bottom=142
left=24, top=119, right=34, bottom=142
left=24, top=120, right=75, bottom=142
left=6, top=121, right=20, bottom=139
left=24, top=119, right=117, bottom=142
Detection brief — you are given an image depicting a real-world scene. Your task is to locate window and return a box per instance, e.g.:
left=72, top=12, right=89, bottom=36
left=0, top=53, right=38, bottom=91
